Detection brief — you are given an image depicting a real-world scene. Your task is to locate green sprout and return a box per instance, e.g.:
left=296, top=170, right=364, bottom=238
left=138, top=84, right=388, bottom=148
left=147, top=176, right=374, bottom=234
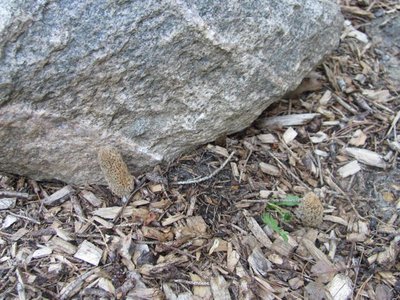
left=261, top=194, right=301, bottom=242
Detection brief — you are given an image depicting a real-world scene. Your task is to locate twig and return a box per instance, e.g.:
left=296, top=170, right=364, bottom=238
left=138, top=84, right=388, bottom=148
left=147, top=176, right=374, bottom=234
left=173, top=151, right=235, bottom=185
left=333, top=94, right=358, bottom=115
left=385, top=110, right=400, bottom=139
left=0, top=191, right=32, bottom=199
left=59, top=268, right=99, bottom=300
left=113, top=178, right=147, bottom=224
left=7, top=212, right=40, bottom=225
left=172, top=279, right=210, bottom=286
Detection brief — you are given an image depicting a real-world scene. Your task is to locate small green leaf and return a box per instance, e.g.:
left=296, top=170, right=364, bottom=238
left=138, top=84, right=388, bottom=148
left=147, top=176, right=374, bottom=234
left=262, top=213, right=289, bottom=242
left=282, top=212, right=292, bottom=221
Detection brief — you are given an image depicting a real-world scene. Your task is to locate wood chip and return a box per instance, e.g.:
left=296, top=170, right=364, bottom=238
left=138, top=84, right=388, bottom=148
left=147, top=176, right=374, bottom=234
left=271, top=236, right=297, bottom=257
left=210, top=275, right=231, bottom=300
left=327, top=274, right=353, bottom=300
left=319, top=90, right=332, bottom=106
left=206, top=144, right=230, bottom=157
left=323, top=215, right=348, bottom=226
left=149, top=184, right=163, bottom=193
left=98, top=278, right=115, bottom=294
left=283, top=127, right=298, bottom=144
left=244, top=212, right=272, bottom=249
left=48, top=236, right=77, bottom=255
left=257, top=134, right=278, bottom=144
left=74, top=240, right=103, bottom=266
left=309, top=131, right=328, bottom=143
left=32, top=247, right=53, bottom=259
left=44, top=185, right=74, bottom=205
left=2, top=214, right=18, bottom=229
left=79, top=190, right=102, bottom=207
left=288, top=277, right=304, bottom=290
left=248, top=247, right=271, bottom=276
left=0, top=197, right=16, bottom=210
left=92, top=206, right=148, bottom=219
left=259, top=162, right=280, bottom=177
left=349, top=129, right=367, bottom=146
left=256, top=113, right=320, bottom=128
left=161, top=214, right=185, bottom=226
left=344, top=147, right=387, bottom=169
left=301, top=238, right=334, bottom=268
left=337, top=160, right=361, bottom=178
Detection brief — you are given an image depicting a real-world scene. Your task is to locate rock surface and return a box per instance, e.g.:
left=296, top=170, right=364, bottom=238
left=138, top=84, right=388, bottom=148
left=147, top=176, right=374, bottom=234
left=0, top=0, right=342, bottom=185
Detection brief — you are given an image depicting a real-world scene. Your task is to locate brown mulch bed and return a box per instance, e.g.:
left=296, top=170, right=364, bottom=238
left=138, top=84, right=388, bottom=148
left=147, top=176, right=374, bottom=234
left=1, top=1, right=399, bottom=299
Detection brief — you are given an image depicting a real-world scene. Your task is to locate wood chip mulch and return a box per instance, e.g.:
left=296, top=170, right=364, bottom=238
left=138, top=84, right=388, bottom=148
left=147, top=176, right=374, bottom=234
left=1, top=1, right=399, bottom=299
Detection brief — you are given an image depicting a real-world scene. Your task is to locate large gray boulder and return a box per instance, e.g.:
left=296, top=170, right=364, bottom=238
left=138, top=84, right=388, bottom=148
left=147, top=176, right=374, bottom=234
left=0, top=0, right=342, bottom=185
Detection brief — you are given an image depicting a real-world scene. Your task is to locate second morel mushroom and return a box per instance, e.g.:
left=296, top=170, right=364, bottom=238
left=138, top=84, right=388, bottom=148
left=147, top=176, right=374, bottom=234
left=98, top=146, right=134, bottom=200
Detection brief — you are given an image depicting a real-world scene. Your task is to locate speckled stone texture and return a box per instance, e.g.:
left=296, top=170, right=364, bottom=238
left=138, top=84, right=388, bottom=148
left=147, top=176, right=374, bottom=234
left=0, top=0, right=342, bottom=185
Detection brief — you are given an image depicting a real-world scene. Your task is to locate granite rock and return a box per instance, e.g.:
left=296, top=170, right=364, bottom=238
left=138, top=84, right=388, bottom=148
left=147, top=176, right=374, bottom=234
left=0, top=0, right=342, bottom=184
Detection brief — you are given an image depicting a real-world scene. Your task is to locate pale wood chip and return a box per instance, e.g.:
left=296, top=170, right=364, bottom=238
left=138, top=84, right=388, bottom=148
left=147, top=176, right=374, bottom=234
left=162, top=284, right=177, bottom=300
left=327, top=274, right=353, bottom=300
left=256, top=113, right=320, bottom=128
left=79, top=190, right=102, bottom=207
left=209, top=238, right=228, bottom=254
left=59, top=268, right=99, bottom=300
left=0, top=197, right=16, bottom=210
left=319, top=90, right=332, bottom=106
left=309, top=131, right=328, bottom=143
left=244, top=212, right=272, bottom=249
left=344, top=147, right=387, bottom=169
left=2, top=214, right=18, bottom=229
left=271, top=236, right=297, bottom=257
left=161, top=213, right=185, bottom=226
left=92, top=216, right=114, bottom=229
left=210, top=275, right=231, bottom=300
left=323, top=215, right=348, bottom=226
left=346, top=232, right=366, bottom=242
left=377, top=236, right=400, bottom=266
left=32, top=246, right=53, bottom=259
left=92, top=206, right=148, bottom=219
left=206, top=144, right=230, bottom=157
left=11, top=228, right=29, bottom=241
left=52, top=224, right=73, bottom=241
left=301, top=238, right=334, bottom=268
left=186, top=216, right=208, bottom=234
left=257, top=134, right=278, bottom=144
left=74, top=240, right=103, bottom=266
left=227, top=243, right=240, bottom=273
left=259, top=190, right=272, bottom=199
left=349, top=129, right=367, bottom=146
left=47, top=236, right=77, bottom=255
left=288, top=277, right=304, bottom=290
left=283, top=127, right=298, bottom=144
left=248, top=247, right=271, bottom=276
left=148, top=184, right=163, bottom=193
left=259, top=162, right=280, bottom=176
left=98, top=278, right=115, bottom=294
left=337, top=160, right=361, bottom=178
left=44, top=185, right=74, bottom=205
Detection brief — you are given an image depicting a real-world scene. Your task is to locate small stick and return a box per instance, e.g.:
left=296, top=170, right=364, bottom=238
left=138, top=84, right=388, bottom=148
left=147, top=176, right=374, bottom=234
left=172, top=279, right=210, bottom=286
left=174, top=151, right=235, bottom=185
left=112, top=178, right=147, bottom=224
left=0, top=191, right=33, bottom=199
left=7, top=212, right=40, bottom=225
